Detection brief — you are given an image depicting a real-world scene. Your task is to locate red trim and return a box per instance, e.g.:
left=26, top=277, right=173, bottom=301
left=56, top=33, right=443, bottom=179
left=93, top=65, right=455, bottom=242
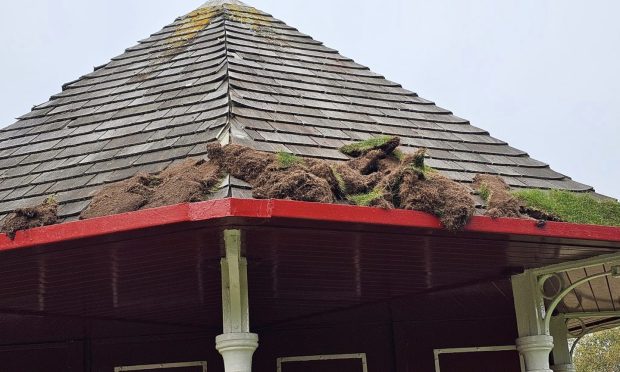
left=1, top=198, right=619, bottom=250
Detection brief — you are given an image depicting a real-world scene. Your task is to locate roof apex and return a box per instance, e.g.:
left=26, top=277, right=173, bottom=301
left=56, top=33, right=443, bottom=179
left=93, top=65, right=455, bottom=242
left=200, top=0, right=249, bottom=7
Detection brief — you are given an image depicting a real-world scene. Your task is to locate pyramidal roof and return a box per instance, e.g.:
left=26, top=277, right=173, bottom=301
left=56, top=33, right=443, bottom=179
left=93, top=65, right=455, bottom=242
left=0, top=1, right=595, bottom=222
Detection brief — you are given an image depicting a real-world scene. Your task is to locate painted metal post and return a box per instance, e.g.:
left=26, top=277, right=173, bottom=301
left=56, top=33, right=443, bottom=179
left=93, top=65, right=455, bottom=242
left=216, top=229, right=258, bottom=372
left=512, top=272, right=554, bottom=372
left=549, top=315, right=575, bottom=372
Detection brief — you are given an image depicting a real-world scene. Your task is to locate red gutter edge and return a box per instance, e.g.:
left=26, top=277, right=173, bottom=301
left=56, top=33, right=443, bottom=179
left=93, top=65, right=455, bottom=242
left=1, top=198, right=619, bottom=251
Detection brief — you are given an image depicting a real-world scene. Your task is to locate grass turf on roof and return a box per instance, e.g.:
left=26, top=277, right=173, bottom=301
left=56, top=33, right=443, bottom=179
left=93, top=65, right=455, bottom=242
left=276, top=152, right=302, bottom=169
left=513, top=189, right=620, bottom=226
left=347, top=189, right=384, bottom=206
left=340, top=136, right=398, bottom=157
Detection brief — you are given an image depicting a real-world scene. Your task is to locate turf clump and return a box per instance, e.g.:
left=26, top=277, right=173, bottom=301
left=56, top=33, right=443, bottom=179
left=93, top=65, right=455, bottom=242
left=513, top=189, right=620, bottom=226
left=2, top=136, right=483, bottom=235
left=80, top=159, right=224, bottom=220
left=276, top=152, right=302, bottom=169
left=1, top=197, right=59, bottom=239
left=473, top=174, right=521, bottom=218
left=340, top=136, right=400, bottom=157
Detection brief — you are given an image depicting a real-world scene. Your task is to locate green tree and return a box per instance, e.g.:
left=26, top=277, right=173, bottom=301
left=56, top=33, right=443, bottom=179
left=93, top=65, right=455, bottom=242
left=573, top=327, right=620, bottom=372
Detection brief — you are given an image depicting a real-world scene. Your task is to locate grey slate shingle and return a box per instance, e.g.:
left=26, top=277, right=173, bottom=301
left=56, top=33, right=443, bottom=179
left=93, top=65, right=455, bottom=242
left=0, top=1, right=603, bottom=220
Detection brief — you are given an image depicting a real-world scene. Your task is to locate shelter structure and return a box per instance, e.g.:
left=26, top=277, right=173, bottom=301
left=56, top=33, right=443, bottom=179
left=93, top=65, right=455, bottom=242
left=0, top=1, right=618, bottom=371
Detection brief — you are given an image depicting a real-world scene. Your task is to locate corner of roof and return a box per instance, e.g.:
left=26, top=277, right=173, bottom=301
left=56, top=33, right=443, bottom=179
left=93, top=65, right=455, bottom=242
left=200, top=0, right=250, bottom=8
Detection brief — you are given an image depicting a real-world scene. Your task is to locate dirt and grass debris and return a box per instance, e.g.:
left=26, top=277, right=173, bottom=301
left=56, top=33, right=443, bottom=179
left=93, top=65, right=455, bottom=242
left=80, top=158, right=224, bottom=220
left=473, top=174, right=522, bottom=219
left=1, top=196, right=59, bottom=239
left=513, top=189, right=620, bottom=226
left=473, top=174, right=563, bottom=222
left=340, top=135, right=400, bottom=157
left=79, top=136, right=476, bottom=229
left=0, top=136, right=477, bottom=234
left=6, top=136, right=614, bottom=237
left=382, top=148, right=475, bottom=230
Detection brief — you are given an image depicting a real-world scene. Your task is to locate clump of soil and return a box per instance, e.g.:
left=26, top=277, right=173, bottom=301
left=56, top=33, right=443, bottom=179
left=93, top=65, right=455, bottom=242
left=6, top=136, right=496, bottom=235
left=472, top=174, right=564, bottom=223
left=1, top=197, right=58, bottom=239
left=80, top=159, right=223, bottom=219
left=331, top=163, right=381, bottom=195
left=144, top=159, right=222, bottom=209
left=340, top=136, right=400, bottom=157
left=208, top=144, right=335, bottom=203
left=252, top=165, right=334, bottom=203
left=473, top=174, right=522, bottom=218
left=385, top=149, right=475, bottom=230
left=520, top=206, right=562, bottom=222
left=80, top=173, right=161, bottom=219
left=207, top=143, right=274, bottom=182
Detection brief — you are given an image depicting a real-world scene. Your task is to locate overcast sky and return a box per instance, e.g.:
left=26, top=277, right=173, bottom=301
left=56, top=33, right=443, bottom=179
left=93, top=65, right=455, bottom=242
left=0, top=0, right=618, bottom=198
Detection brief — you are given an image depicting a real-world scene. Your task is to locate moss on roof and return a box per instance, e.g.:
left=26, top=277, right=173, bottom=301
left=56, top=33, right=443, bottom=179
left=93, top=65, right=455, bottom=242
left=347, top=189, right=384, bottom=207
left=276, top=152, right=302, bottom=169
left=513, top=189, right=620, bottom=226
left=339, top=136, right=398, bottom=157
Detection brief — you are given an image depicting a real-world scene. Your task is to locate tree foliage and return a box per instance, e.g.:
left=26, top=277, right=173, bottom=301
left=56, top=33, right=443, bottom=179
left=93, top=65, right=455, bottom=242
left=573, top=327, right=620, bottom=372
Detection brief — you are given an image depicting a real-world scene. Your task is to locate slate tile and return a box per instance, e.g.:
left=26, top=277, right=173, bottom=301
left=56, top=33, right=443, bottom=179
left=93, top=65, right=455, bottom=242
left=86, top=156, right=139, bottom=174
left=270, top=122, right=321, bottom=136
left=24, top=182, right=54, bottom=197
left=0, top=155, right=28, bottom=170
left=48, top=174, right=96, bottom=193
left=12, top=138, right=63, bottom=156
left=56, top=140, right=110, bottom=159
left=134, top=146, right=193, bottom=165
left=0, top=174, right=39, bottom=192
left=2, top=163, right=40, bottom=178
left=311, top=137, right=345, bottom=148
left=58, top=200, right=92, bottom=217
left=31, top=159, right=66, bottom=174
left=286, top=145, right=348, bottom=160
left=55, top=185, right=101, bottom=203
left=516, top=177, right=557, bottom=189
left=32, top=164, right=94, bottom=184
left=258, top=131, right=317, bottom=146
left=4, top=185, right=35, bottom=200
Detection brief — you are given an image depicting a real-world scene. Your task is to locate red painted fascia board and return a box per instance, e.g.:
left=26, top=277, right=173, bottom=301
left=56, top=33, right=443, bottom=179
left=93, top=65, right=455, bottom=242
left=0, top=198, right=619, bottom=251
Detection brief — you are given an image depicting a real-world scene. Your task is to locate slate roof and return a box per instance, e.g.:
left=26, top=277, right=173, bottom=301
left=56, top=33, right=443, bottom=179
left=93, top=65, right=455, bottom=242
left=0, top=0, right=597, bottom=223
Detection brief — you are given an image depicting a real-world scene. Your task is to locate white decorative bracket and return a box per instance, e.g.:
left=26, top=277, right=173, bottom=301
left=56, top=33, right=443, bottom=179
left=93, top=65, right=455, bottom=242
left=512, top=253, right=620, bottom=372
left=538, top=266, right=620, bottom=335
left=216, top=229, right=258, bottom=372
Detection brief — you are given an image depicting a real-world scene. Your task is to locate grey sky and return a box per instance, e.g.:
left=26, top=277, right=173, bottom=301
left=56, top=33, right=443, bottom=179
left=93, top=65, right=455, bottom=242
left=1, top=0, right=618, bottom=198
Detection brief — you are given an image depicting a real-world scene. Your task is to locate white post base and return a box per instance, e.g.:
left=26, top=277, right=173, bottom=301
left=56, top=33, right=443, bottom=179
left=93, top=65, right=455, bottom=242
left=216, top=333, right=259, bottom=372
left=516, top=335, right=554, bottom=372
left=551, top=364, right=576, bottom=372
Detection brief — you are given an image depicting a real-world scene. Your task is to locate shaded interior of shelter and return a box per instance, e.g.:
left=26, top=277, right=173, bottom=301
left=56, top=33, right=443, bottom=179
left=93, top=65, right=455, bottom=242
left=0, top=214, right=618, bottom=371
left=0, top=1, right=602, bottom=227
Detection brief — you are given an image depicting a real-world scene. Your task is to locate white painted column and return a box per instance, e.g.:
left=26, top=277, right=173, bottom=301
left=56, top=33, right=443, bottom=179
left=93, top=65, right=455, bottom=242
left=216, top=229, right=258, bottom=372
left=512, top=272, right=554, bottom=372
left=549, top=315, right=575, bottom=372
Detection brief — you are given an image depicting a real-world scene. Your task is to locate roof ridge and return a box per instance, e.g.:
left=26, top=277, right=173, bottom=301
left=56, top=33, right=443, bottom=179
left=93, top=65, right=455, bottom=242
left=201, top=0, right=249, bottom=7
left=219, top=8, right=233, bottom=150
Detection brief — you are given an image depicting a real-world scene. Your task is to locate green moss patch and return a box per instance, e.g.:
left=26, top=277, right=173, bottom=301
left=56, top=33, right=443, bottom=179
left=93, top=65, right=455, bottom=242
left=478, top=184, right=491, bottom=202
left=331, top=166, right=346, bottom=194
left=340, top=136, right=398, bottom=157
left=276, top=152, right=302, bottom=169
left=348, top=189, right=384, bottom=206
left=513, top=189, right=620, bottom=226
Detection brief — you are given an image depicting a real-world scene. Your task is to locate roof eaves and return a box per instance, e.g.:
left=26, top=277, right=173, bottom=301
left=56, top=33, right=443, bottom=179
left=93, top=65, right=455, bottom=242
left=1, top=199, right=620, bottom=252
